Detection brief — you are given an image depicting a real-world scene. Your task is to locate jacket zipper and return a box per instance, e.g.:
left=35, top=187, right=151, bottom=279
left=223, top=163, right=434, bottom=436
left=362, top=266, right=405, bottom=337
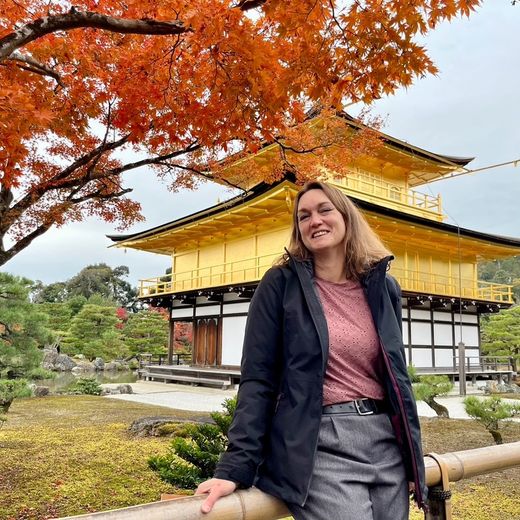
left=379, top=338, right=424, bottom=509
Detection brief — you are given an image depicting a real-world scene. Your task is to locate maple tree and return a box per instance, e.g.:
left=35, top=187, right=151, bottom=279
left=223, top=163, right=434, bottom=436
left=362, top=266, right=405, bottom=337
left=0, top=0, right=481, bottom=265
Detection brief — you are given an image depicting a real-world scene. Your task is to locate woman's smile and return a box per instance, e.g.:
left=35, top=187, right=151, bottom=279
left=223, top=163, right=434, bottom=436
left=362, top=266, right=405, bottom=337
left=297, top=189, right=346, bottom=256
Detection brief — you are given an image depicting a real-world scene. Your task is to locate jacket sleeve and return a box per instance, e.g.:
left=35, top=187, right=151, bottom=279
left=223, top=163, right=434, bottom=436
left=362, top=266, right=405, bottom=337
left=214, top=267, right=284, bottom=487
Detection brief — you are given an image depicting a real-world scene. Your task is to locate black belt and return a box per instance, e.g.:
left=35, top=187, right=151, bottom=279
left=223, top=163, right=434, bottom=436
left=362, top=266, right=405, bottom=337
left=322, top=398, right=386, bottom=416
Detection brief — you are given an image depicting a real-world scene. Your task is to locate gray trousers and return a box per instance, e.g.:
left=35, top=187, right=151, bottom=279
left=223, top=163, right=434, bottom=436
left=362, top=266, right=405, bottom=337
left=287, top=412, right=409, bottom=520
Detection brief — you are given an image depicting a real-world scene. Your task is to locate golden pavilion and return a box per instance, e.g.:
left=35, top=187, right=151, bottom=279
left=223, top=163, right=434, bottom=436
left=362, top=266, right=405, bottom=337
left=109, top=114, right=520, bottom=385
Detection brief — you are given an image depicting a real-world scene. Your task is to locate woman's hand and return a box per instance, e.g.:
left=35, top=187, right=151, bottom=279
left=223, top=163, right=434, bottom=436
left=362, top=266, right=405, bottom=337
left=195, top=478, right=237, bottom=513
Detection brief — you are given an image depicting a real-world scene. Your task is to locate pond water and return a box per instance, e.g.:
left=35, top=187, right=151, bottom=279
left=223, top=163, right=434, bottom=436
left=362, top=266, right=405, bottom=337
left=38, top=371, right=138, bottom=393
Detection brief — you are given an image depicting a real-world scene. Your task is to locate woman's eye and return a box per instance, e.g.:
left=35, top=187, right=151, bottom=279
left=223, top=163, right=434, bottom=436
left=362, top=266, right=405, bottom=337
left=320, top=207, right=333, bottom=213
left=298, top=214, right=309, bottom=222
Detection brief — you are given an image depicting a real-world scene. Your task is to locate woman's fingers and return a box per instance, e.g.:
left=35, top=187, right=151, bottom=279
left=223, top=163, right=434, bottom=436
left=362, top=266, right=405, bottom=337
left=195, top=478, right=237, bottom=514
left=195, top=479, right=213, bottom=495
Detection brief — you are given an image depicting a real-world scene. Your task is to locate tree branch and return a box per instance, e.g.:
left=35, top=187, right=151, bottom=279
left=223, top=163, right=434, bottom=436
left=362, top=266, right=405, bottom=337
left=0, top=134, right=130, bottom=235
left=7, top=50, right=65, bottom=87
left=102, top=141, right=201, bottom=176
left=156, top=161, right=245, bottom=192
left=0, top=1, right=266, bottom=62
left=68, top=187, right=132, bottom=204
left=0, top=10, right=188, bottom=62
left=237, top=0, right=267, bottom=9
left=273, top=137, right=334, bottom=155
left=0, top=222, right=53, bottom=266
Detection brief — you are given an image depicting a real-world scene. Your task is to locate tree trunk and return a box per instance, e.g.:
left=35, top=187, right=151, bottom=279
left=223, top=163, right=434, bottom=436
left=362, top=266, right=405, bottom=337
left=0, top=400, right=13, bottom=414
left=489, top=429, right=503, bottom=445
left=426, top=397, right=450, bottom=418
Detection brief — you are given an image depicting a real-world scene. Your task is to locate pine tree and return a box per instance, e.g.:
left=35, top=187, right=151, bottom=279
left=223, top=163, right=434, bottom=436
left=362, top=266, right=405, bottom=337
left=0, top=273, right=50, bottom=378
left=122, top=310, right=169, bottom=356
left=464, top=396, right=520, bottom=445
left=481, top=306, right=520, bottom=372
left=148, top=397, right=237, bottom=489
left=413, top=375, right=454, bottom=418
left=65, top=304, right=128, bottom=360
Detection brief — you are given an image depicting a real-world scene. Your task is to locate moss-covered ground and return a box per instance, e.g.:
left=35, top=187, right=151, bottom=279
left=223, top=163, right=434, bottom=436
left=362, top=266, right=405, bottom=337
left=0, top=396, right=207, bottom=520
left=0, top=396, right=518, bottom=519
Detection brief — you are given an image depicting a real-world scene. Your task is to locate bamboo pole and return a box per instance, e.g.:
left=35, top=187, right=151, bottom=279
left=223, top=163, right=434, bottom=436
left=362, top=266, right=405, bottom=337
left=55, top=442, right=520, bottom=520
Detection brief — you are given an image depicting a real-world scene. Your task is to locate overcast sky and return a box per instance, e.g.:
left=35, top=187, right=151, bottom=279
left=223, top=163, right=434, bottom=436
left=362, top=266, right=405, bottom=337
left=4, top=2, right=520, bottom=288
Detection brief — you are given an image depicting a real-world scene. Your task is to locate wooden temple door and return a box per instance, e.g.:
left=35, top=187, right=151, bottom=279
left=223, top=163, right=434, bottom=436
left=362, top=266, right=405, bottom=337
left=193, top=318, right=220, bottom=366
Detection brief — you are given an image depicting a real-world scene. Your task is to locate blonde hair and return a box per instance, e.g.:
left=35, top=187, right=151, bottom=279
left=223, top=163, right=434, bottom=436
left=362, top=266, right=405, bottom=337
left=280, top=181, right=391, bottom=279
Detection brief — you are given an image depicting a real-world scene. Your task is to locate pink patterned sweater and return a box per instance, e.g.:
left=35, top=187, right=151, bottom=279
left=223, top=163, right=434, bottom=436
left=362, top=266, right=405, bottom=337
left=314, top=276, right=386, bottom=406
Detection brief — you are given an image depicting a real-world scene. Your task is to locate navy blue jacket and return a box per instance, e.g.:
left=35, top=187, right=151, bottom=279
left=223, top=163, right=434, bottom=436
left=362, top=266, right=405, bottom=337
left=215, top=255, right=427, bottom=509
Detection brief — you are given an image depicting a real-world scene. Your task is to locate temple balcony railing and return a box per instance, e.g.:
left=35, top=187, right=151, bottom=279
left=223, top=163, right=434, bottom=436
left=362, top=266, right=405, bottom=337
left=391, top=267, right=513, bottom=304
left=139, top=252, right=281, bottom=298
left=138, top=257, right=513, bottom=304
left=328, top=172, right=443, bottom=221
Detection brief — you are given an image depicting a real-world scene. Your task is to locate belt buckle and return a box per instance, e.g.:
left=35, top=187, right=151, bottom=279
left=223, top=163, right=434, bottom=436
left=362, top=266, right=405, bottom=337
left=354, top=399, right=374, bottom=416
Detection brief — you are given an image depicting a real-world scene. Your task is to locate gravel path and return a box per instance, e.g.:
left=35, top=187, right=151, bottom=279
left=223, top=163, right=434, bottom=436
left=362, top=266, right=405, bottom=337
left=103, top=380, right=519, bottom=417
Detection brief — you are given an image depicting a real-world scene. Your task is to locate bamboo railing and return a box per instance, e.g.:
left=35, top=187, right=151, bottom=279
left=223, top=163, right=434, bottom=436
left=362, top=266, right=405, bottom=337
left=55, top=442, right=520, bottom=520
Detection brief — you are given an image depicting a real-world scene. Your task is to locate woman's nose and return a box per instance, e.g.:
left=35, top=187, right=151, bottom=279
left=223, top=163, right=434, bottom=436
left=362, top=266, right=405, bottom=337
left=309, top=212, right=323, bottom=226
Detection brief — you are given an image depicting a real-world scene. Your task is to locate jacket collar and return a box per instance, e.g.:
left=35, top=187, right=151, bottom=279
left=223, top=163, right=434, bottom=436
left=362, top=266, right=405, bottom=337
left=284, top=248, right=394, bottom=286
left=360, top=255, right=394, bottom=288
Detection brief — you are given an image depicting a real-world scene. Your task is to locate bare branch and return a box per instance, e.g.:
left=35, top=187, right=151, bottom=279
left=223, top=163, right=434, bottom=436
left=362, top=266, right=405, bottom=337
left=273, top=137, right=334, bottom=155
left=156, top=161, right=245, bottom=192
left=68, top=187, right=132, bottom=204
left=103, top=141, right=201, bottom=176
left=53, top=133, right=130, bottom=183
left=0, top=222, right=53, bottom=265
left=0, top=10, right=189, bottom=62
left=84, top=101, right=115, bottom=180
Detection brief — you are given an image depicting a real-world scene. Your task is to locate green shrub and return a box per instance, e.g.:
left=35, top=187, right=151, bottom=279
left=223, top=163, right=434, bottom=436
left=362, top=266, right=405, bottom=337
left=26, top=367, right=56, bottom=380
left=413, top=375, right=453, bottom=418
left=0, top=379, right=31, bottom=413
left=68, top=377, right=102, bottom=396
left=127, top=359, right=139, bottom=370
left=148, top=396, right=237, bottom=489
left=464, top=395, right=520, bottom=445
left=407, top=365, right=420, bottom=383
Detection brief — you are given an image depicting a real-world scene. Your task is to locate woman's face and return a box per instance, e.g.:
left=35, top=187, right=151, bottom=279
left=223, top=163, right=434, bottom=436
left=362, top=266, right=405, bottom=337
left=297, top=189, right=346, bottom=257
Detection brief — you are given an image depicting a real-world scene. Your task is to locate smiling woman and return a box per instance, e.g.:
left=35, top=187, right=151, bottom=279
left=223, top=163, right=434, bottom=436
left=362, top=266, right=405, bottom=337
left=296, top=190, right=347, bottom=261
left=194, top=181, right=427, bottom=520
left=291, top=182, right=391, bottom=282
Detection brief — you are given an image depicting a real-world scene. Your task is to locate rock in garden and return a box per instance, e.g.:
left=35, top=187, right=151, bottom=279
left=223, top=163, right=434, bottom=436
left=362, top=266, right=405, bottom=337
left=34, top=386, right=50, bottom=397
left=129, top=416, right=180, bottom=437
left=54, top=354, right=77, bottom=371
left=42, top=346, right=59, bottom=370
left=92, top=357, right=105, bottom=371
left=497, top=382, right=520, bottom=394
left=117, top=384, right=133, bottom=394
left=129, top=416, right=212, bottom=437
left=73, top=360, right=95, bottom=372
left=101, top=387, right=119, bottom=395
left=481, top=380, right=520, bottom=394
